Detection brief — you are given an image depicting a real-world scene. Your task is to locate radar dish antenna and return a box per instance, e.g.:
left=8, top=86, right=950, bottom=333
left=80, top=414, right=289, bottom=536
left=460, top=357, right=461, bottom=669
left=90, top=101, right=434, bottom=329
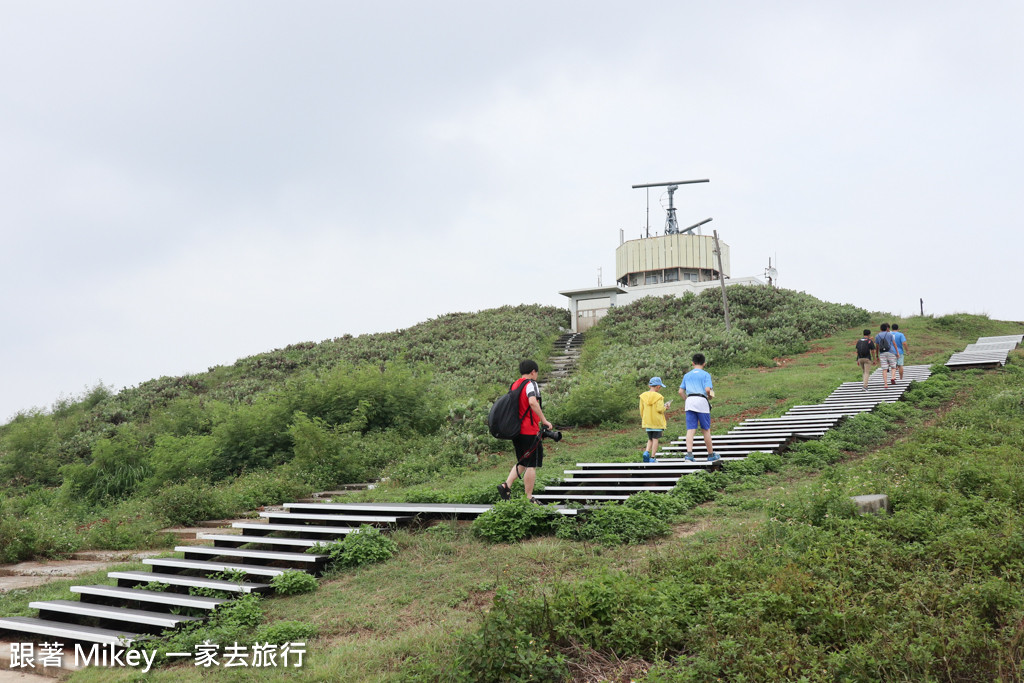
left=631, top=179, right=709, bottom=235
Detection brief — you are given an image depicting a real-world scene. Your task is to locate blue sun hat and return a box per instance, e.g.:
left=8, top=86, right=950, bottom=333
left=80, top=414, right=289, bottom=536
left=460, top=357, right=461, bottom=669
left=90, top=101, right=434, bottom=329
left=649, top=377, right=665, bottom=387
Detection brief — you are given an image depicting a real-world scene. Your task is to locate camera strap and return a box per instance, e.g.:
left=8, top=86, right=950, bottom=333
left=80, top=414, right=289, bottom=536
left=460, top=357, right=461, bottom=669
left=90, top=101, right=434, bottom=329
left=515, top=434, right=542, bottom=478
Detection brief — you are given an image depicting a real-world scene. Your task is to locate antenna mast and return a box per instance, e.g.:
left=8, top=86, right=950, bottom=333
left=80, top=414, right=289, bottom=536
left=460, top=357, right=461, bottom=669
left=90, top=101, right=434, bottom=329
left=632, top=179, right=709, bottom=235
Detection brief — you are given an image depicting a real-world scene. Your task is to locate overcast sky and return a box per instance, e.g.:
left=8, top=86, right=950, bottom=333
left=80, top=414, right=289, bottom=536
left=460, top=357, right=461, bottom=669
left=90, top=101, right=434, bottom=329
left=2, top=1, right=1022, bottom=422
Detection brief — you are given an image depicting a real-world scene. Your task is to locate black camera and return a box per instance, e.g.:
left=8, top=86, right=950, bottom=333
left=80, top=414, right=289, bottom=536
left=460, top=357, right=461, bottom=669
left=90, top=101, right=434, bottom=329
left=541, top=428, right=562, bottom=442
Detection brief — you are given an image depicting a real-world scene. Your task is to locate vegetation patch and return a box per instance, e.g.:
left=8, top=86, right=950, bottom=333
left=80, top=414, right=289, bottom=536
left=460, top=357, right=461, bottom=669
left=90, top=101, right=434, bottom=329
left=471, top=499, right=559, bottom=544
left=314, top=525, right=400, bottom=570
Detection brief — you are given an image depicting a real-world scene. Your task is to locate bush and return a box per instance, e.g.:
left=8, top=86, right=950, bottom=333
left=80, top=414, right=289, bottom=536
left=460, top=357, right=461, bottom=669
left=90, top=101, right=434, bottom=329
left=670, top=471, right=718, bottom=505
left=0, top=497, right=80, bottom=562
left=286, top=412, right=367, bottom=487
left=149, top=479, right=230, bottom=526
left=146, top=434, right=219, bottom=488
left=556, top=503, right=670, bottom=545
left=270, top=569, right=318, bottom=595
left=314, top=525, right=399, bottom=569
left=550, top=375, right=635, bottom=426
left=624, top=490, right=692, bottom=519
left=442, top=588, right=568, bottom=683
left=151, top=593, right=265, bottom=666
left=471, top=498, right=558, bottom=543
left=58, top=429, right=151, bottom=505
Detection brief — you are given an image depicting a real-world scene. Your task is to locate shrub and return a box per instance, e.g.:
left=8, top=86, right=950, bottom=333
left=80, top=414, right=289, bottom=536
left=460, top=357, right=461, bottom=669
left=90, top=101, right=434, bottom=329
left=152, top=593, right=264, bottom=666
left=270, top=569, right=318, bottom=595
left=286, top=412, right=367, bottom=487
left=768, top=480, right=858, bottom=527
left=221, top=469, right=311, bottom=512
left=670, top=471, right=718, bottom=505
left=444, top=588, right=568, bottom=683
left=146, top=434, right=218, bottom=487
left=209, top=397, right=295, bottom=477
left=551, top=375, right=635, bottom=426
left=314, top=525, right=399, bottom=569
left=471, top=498, right=558, bottom=543
left=149, top=479, right=229, bottom=526
left=58, top=430, right=151, bottom=505
left=0, top=497, right=80, bottom=562
left=624, top=490, right=692, bottom=519
left=556, top=503, right=670, bottom=545
left=292, top=362, right=445, bottom=435
left=0, top=411, right=61, bottom=486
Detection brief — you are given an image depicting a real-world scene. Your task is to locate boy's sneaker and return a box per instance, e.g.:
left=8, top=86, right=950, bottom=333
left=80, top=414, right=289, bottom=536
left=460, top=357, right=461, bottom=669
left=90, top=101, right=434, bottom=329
left=683, top=453, right=695, bottom=462
left=707, top=453, right=721, bottom=462
left=642, top=451, right=651, bottom=463
left=648, top=456, right=658, bottom=464
left=496, top=483, right=511, bottom=501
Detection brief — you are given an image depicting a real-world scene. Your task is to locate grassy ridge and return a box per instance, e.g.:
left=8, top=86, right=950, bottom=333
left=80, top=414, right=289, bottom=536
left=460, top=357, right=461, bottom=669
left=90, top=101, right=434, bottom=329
left=39, top=314, right=1023, bottom=682
left=2, top=289, right=1022, bottom=681
left=0, top=304, right=567, bottom=562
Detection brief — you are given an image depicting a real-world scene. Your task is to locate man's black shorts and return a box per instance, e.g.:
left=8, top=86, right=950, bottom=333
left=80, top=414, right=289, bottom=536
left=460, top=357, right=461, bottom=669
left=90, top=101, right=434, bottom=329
left=512, top=433, right=543, bottom=468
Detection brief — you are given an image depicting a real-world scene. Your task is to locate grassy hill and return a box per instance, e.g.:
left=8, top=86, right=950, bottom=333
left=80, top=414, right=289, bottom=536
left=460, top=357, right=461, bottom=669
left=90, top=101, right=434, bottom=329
left=1, top=288, right=1023, bottom=681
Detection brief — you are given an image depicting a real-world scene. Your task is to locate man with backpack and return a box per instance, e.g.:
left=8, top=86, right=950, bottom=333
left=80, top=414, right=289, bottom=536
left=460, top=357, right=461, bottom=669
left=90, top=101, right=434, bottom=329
left=855, top=329, right=877, bottom=390
left=891, top=323, right=909, bottom=382
left=875, top=323, right=898, bottom=387
left=496, top=360, right=552, bottom=504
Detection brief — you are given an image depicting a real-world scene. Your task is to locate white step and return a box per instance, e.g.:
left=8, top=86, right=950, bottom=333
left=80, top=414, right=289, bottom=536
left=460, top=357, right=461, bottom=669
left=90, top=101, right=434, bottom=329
left=71, top=585, right=226, bottom=611
left=31, top=599, right=204, bottom=629
left=542, top=485, right=675, bottom=493
left=175, top=545, right=325, bottom=564
left=234, top=522, right=357, bottom=535
left=109, top=570, right=270, bottom=594
left=199, top=534, right=324, bottom=548
left=562, top=468, right=701, bottom=476
left=259, top=512, right=409, bottom=523
left=0, top=616, right=141, bottom=646
left=531, top=494, right=632, bottom=501
left=561, top=477, right=683, bottom=484
left=144, top=558, right=287, bottom=578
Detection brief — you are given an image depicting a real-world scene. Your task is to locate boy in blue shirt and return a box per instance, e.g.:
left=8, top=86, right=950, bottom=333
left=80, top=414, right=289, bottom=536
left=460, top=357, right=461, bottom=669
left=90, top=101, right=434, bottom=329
left=678, top=353, right=719, bottom=462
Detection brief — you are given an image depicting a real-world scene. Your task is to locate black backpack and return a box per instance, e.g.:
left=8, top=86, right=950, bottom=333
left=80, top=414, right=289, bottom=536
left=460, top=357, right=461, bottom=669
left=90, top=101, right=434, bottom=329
left=487, top=380, right=530, bottom=440
left=856, top=338, right=874, bottom=357
left=877, top=332, right=892, bottom=354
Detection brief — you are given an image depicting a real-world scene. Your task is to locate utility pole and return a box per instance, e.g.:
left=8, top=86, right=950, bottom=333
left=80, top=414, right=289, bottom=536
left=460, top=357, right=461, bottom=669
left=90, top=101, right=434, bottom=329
left=712, top=229, right=731, bottom=332
left=920, top=298, right=924, bottom=316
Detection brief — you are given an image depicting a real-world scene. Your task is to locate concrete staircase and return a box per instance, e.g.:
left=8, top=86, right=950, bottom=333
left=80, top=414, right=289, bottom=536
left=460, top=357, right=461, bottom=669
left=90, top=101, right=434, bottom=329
left=540, top=332, right=584, bottom=387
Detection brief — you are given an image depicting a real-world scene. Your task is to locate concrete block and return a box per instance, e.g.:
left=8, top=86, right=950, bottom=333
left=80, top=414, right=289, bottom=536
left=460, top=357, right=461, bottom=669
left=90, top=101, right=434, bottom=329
left=851, top=494, right=889, bottom=515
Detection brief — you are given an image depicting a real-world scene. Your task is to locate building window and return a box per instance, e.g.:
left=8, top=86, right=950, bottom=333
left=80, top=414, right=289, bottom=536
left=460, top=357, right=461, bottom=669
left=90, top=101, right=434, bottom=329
left=664, top=268, right=678, bottom=282
left=645, top=272, right=660, bottom=285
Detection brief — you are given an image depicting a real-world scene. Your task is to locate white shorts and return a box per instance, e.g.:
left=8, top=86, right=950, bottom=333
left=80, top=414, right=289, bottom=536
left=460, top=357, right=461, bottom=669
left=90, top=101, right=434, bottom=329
left=880, top=352, right=897, bottom=370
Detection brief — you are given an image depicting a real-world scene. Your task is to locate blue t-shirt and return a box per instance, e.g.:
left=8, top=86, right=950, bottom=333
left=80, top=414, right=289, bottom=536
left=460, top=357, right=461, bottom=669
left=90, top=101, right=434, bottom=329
left=681, top=369, right=712, bottom=397
left=891, top=331, right=906, bottom=354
